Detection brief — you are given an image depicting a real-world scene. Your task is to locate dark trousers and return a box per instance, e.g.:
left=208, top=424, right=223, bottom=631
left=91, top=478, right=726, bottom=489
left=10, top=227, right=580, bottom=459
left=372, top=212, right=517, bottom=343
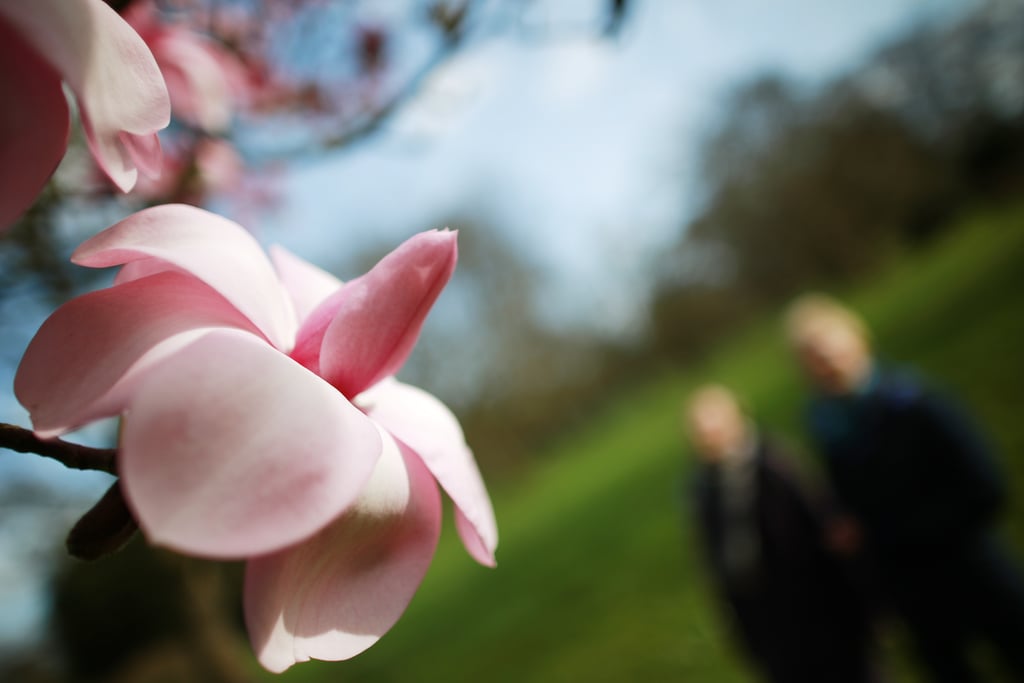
left=884, top=536, right=1024, bottom=683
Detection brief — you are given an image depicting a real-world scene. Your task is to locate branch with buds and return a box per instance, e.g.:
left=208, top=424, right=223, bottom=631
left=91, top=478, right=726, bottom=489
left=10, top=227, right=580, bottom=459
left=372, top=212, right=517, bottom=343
left=0, top=423, right=136, bottom=560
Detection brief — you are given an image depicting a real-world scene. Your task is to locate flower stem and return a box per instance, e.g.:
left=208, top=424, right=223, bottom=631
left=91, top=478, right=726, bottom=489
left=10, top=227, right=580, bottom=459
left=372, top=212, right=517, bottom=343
left=0, top=423, right=117, bottom=475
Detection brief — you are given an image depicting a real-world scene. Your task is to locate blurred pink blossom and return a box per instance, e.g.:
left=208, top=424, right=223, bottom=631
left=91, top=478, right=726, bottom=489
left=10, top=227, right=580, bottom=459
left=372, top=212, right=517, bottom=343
left=124, top=0, right=249, bottom=133
left=134, top=136, right=244, bottom=204
left=0, top=0, right=170, bottom=229
left=14, top=204, right=497, bottom=671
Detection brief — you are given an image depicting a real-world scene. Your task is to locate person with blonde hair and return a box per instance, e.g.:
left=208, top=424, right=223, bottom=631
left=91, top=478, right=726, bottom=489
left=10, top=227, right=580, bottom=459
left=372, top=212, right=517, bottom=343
left=786, top=292, right=1024, bottom=682
left=685, top=384, right=877, bottom=683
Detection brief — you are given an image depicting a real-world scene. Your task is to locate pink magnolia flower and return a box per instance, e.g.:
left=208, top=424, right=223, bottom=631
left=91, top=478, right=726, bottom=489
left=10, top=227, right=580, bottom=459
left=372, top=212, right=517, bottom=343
left=0, top=0, right=170, bottom=229
left=14, top=204, right=497, bottom=671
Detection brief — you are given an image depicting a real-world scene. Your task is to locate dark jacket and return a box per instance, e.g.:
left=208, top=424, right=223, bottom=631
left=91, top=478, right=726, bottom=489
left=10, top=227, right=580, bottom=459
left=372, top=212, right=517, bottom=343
left=806, top=366, right=1005, bottom=563
left=693, top=438, right=872, bottom=683
left=805, top=366, right=1024, bottom=680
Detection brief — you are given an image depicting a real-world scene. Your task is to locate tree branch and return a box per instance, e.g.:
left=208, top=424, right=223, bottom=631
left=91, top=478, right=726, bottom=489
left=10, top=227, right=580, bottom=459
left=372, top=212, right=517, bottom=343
left=0, top=423, right=117, bottom=475
left=246, top=0, right=484, bottom=163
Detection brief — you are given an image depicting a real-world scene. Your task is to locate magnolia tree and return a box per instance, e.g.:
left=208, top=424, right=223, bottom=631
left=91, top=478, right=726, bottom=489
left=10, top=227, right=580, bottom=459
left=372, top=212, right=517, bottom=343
left=1, top=0, right=482, bottom=220
left=0, top=0, right=499, bottom=673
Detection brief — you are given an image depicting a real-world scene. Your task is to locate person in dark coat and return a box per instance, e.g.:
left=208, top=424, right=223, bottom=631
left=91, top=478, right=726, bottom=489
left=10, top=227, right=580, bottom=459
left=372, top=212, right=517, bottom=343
left=685, top=384, right=878, bottom=683
left=786, top=293, right=1024, bottom=683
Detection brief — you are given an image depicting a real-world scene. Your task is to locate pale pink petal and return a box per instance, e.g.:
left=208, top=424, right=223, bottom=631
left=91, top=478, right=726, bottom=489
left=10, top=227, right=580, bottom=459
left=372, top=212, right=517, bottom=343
left=0, top=15, right=69, bottom=231
left=73, top=204, right=297, bottom=350
left=361, top=378, right=497, bottom=567
left=455, top=508, right=495, bottom=567
left=14, top=272, right=259, bottom=438
left=112, top=257, right=187, bottom=286
left=0, top=0, right=170, bottom=191
left=120, top=328, right=383, bottom=559
left=269, top=245, right=342, bottom=324
left=65, top=328, right=225, bottom=440
left=244, top=430, right=441, bottom=673
left=118, top=128, right=163, bottom=179
left=289, top=286, right=346, bottom=376
left=318, top=230, right=458, bottom=398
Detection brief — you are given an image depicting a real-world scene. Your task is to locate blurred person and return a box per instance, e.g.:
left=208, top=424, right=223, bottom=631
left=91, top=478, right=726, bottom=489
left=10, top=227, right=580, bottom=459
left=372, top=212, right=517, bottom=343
left=786, top=293, right=1024, bottom=683
left=685, top=384, right=878, bottom=683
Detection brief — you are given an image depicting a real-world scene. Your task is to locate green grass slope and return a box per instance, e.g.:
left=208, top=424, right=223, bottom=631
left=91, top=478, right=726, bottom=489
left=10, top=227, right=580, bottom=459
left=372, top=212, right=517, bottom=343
left=274, top=203, right=1024, bottom=683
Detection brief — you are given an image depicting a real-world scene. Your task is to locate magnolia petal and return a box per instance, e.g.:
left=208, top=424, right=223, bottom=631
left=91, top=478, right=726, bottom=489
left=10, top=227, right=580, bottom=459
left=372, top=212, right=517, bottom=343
left=289, top=286, right=345, bottom=376
left=118, top=128, right=163, bottom=179
left=245, top=431, right=441, bottom=673
left=120, top=328, right=382, bottom=559
left=112, top=256, right=187, bottom=286
left=0, top=15, right=69, bottom=231
left=270, top=245, right=343, bottom=325
left=455, top=508, right=495, bottom=567
left=362, top=378, right=498, bottom=567
left=73, top=204, right=297, bottom=351
left=14, top=272, right=259, bottom=437
left=0, top=0, right=170, bottom=191
left=67, top=328, right=230, bottom=441
left=318, top=230, right=457, bottom=398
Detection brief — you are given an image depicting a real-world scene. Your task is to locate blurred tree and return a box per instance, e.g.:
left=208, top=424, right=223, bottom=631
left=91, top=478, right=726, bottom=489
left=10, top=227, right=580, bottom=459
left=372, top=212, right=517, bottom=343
left=650, top=0, right=1024, bottom=365
left=688, top=80, right=956, bottom=299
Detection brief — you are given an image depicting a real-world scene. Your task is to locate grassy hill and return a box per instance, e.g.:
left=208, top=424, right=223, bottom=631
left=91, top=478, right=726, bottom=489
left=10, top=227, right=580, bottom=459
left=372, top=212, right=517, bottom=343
left=272, top=202, right=1024, bottom=683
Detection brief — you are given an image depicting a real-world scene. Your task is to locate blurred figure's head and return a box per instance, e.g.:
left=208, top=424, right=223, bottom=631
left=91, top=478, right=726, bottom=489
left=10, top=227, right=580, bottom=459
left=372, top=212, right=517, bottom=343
left=785, top=293, right=873, bottom=395
left=685, top=384, right=749, bottom=464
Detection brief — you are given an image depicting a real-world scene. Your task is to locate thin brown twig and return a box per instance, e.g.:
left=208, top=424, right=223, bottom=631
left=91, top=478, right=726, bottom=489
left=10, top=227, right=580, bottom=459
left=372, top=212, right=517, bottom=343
left=0, top=423, right=118, bottom=475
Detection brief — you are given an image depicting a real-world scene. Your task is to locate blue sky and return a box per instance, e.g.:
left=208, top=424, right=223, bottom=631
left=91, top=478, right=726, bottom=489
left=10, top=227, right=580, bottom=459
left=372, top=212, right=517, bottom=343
left=263, top=0, right=979, bottom=338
